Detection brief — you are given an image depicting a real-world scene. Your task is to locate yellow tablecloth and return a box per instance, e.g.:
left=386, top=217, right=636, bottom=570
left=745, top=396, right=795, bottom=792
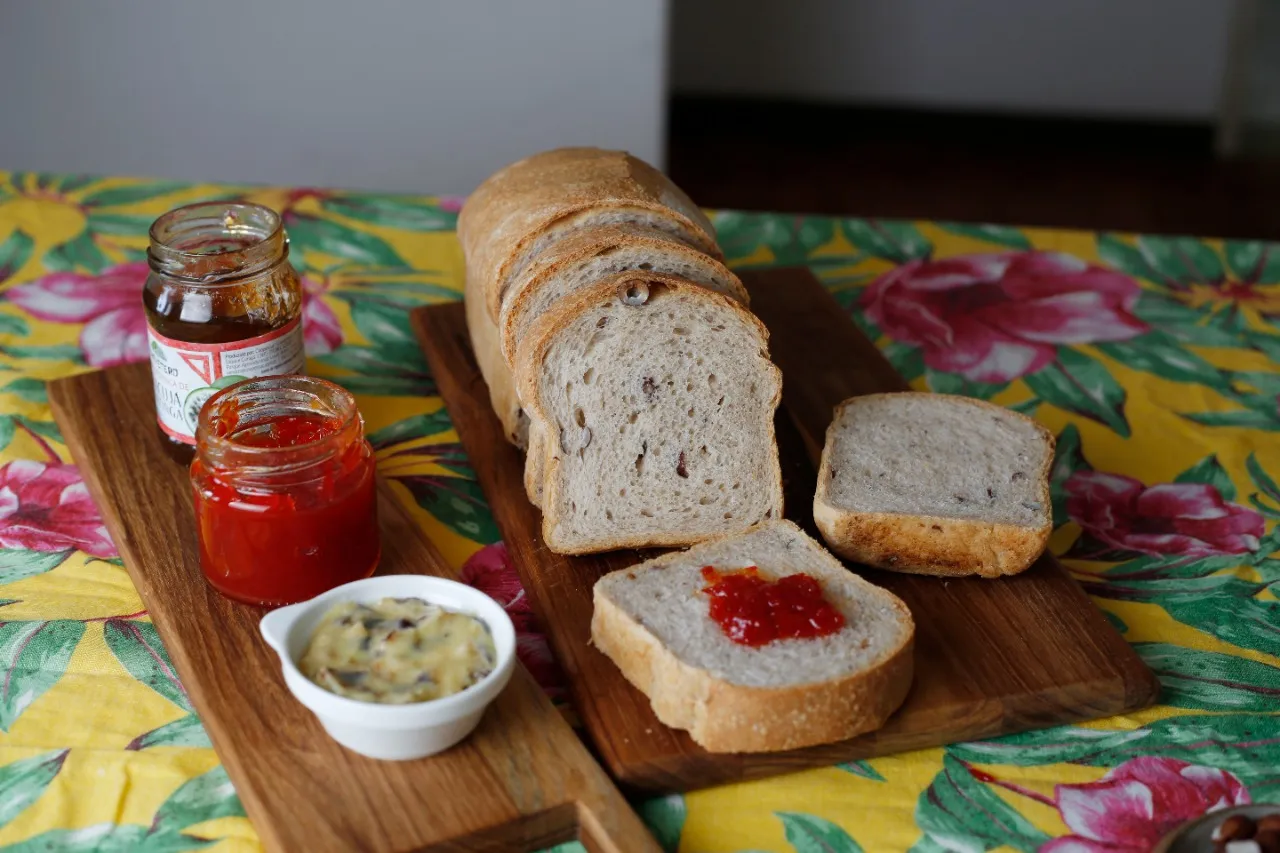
left=0, top=172, right=1276, bottom=853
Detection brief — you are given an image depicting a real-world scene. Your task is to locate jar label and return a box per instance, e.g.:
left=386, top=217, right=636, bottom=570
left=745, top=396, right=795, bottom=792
left=148, top=317, right=307, bottom=444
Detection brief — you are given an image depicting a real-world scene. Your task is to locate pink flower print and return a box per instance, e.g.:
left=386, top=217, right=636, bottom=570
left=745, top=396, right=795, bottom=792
left=1044, top=757, right=1250, bottom=852
left=0, top=460, right=116, bottom=557
left=861, top=251, right=1146, bottom=383
left=8, top=262, right=149, bottom=368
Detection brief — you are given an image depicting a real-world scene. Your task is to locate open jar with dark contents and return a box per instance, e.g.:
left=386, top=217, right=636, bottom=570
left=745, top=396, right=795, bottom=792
left=145, top=202, right=305, bottom=462
left=190, top=376, right=380, bottom=606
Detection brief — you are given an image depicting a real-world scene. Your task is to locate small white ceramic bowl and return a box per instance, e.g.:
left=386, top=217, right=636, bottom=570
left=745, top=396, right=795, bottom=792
left=259, top=574, right=516, bottom=761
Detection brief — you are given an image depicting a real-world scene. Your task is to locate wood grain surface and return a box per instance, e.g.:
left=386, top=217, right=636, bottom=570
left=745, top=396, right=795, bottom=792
left=48, top=363, right=659, bottom=853
left=411, top=266, right=1161, bottom=794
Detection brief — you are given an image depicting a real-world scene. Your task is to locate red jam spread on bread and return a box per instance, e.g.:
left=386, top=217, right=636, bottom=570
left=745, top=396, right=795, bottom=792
left=700, top=566, right=845, bottom=646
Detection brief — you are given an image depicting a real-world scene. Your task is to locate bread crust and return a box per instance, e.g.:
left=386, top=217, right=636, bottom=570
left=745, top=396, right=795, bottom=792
left=812, top=393, right=1054, bottom=578
left=515, top=273, right=784, bottom=554
left=458, top=148, right=720, bottom=323
left=464, top=265, right=528, bottom=446
left=498, top=223, right=747, bottom=368
left=590, top=521, right=916, bottom=752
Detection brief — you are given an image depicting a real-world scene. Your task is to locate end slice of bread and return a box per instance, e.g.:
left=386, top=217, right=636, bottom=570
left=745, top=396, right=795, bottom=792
left=813, top=392, right=1054, bottom=578
left=516, top=273, right=784, bottom=554
left=591, top=520, right=914, bottom=752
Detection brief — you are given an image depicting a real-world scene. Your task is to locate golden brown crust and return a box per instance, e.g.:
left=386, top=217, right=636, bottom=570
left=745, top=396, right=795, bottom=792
left=458, top=147, right=720, bottom=324
left=812, top=392, right=1054, bottom=578
left=464, top=267, right=528, bottom=447
left=498, top=224, right=747, bottom=368
left=513, top=273, right=784, bottom=552
left=591, top=556, right=916, bottom=753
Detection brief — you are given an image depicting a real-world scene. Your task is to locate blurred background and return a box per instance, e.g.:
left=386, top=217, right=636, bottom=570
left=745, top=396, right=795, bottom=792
left=3, top=0, right=1279, bottom=237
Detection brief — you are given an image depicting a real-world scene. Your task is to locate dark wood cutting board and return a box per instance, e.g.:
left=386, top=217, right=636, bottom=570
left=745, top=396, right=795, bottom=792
left=410, top=266, right=1161, bottom=794
left=48, top=363, right=660, bottom=853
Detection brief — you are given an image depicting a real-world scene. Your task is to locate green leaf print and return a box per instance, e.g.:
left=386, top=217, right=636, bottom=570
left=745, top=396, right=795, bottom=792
left=1161, top=595, right=1280, bottom=660
left=1136, top=235, right=1224, bottom=284
left=913, top=755, right=1051, bottom=853
left=0, top=315, right=29, bottom=337
left=1247, top=452, right=1280, bottom=501
left=129, top=714, right=211, bottom=750
left=79, top=181, right=189, bottom=208
left=1049, top=424, right=1089, bottom=527
left=347, top=298, right=419, bottom=353
left=0, top=345, right=85, bottom=364
left=1224, top=241, right=1280, bottom=284
left=367, top=411, right=454, bottom=450
left=1137, top=642, right=1280, bottom=711
left=0, top=230, right=34, bottom=282
left=0, top=824, right=155, bottom=853
left=41, top=231, right=109, bottom=274
left=1173, top=454, right=1237, bottom=500
left=87, top=212, right=158, bottom=237
left=841, top=220, right=932, bottom=264
left=713, top=212, right=835, bottom=266
left=637, top=794, right=685, bottom=853
left=837, top=760, right=886, bottom=781
left=1183, top=409, right=1280, bottom=431
left=0, top=378, right=46, bottom=404
left=1096, top=234, right=1153, bottom=281
left=1130, top=292, right=1241, bottom=348
left=0, top=749, right=66, bottom=827
left=393, top=474, right=499, bottom=544
left=326, top=373, right=435, bottom=398
left=103, top=620, right=192, bottom=712
left=282, top=213, right=407, bottom=268
left=149, top=766, right=245, bottom=838
left=1024, top=348, right=1129, bottom=437
left=0, top=550, right=72, bottom=585
left=320, top=195, right=457, bottom=232
left=925, top=369, right=1006, bottom=400
left=1095, top=331, right=1223, bottom=386
left=935, top=222, right=1032, bottom=250
left=880, top=342, right=924, bottom=382
left=0, top=620, right=85, bottom=731
left=949, top=713, right=1280, bottom=795
left=776, top=812, right=863, bottom=853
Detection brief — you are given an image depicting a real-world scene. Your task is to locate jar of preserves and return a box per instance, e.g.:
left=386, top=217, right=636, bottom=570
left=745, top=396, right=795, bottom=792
left=190, top=376, right=381, bottom=606
left=144, top=202, right=305, bottom=460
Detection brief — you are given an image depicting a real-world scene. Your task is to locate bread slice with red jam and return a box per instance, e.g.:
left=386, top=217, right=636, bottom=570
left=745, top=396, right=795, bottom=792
left=590, top=520, right=914, bottom=752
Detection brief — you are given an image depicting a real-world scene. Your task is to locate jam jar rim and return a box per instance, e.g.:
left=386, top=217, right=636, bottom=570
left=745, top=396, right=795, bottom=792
left=194, top=375, right=364, bottom=478
left=148, top=201, right=290, bottom=286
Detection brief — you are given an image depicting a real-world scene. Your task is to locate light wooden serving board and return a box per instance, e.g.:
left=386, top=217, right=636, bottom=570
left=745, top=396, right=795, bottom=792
left=411, top=266, right=1161, bottom=794
left=48, top=363, right=660, bottom=853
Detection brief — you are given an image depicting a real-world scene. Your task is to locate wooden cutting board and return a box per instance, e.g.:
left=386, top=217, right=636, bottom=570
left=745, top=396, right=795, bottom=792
left=411, top=266, right=1161, bottom=794
left=47, top=363, right=660, bottom=853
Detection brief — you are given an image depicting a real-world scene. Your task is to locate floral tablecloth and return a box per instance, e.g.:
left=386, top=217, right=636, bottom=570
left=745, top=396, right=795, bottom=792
left=0, top=172, right=1276, bottom=853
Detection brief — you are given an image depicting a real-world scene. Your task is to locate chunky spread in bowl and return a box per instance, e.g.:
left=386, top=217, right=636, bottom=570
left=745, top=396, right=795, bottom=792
left=701, top=566, right=846, bottom=647
left=299, top=597, right=497, bottom=704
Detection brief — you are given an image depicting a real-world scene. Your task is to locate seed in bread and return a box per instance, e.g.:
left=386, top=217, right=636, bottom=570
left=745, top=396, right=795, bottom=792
left=591, top=520, right=915, bottom=752
left=813, top=392, right=1054, bottom=578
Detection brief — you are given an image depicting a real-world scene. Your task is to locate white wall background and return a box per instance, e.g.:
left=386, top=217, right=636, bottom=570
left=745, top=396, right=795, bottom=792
left=0, top=1, right=1242, bottom=194
left=672, top=0, right=1233, bottom=120
left=0, top=0, right=669, bottom=194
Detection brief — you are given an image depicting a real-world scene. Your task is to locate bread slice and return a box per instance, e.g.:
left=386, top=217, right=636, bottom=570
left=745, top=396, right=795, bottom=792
left=458, top=147, right=720, bottom=323
left=813, top=392, right=1054, bottom=578
left=591, top=520, right=915, bottom=752
left=499, top=223, right=747, bottom=367
left=504, top=225, right=749, bottom=504
left=515, top=273, right=783, bottom=554
left=465, top=265, right=529, bottom=446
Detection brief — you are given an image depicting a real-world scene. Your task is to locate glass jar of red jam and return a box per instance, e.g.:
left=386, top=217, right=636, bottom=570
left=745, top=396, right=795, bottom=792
left=190, top=376, right=380, bottom=606
left=145, top=202, right=305, bottom=462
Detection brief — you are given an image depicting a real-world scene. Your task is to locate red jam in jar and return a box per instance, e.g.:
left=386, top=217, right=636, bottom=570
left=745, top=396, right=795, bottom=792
left=190, top=376, right=380, bottom=606
left=700, top=566, right=845, bottom=647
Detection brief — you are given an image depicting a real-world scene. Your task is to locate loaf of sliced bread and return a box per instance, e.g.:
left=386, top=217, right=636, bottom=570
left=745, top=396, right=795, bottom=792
left=515, top=273, right=783, bottom=553
left=813, top=392, right=1054, bottom=578
left=458, top=147, right=720, bottom=324
left=499, top=223, right=747, bottom=367
left=591, top=520, right=915, bottom=752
